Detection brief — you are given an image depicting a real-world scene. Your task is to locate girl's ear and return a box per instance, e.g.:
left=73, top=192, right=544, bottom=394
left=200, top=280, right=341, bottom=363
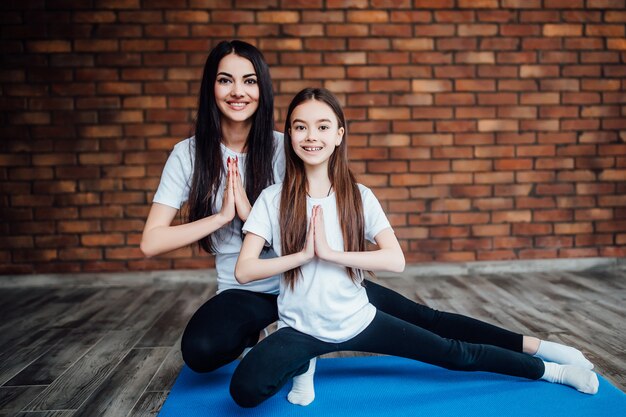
left=336, top=126, right=344, bottom=147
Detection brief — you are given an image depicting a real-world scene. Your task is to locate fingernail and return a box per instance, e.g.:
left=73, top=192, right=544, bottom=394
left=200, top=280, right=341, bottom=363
left=227, top=156, right=231, bottom=163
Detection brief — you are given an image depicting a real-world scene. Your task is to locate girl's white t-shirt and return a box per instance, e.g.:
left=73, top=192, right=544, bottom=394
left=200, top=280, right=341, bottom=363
left=242, top=182, right=392, bottom=343
left=152, top=132, right=285, bottom=294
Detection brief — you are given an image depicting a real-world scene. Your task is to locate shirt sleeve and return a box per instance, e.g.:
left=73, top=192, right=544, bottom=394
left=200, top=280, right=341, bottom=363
left=361, top=186, right=392, bottom=244
left=153, top=140, right=193, bottom=209
left=242, top=189, right=273, bottom=246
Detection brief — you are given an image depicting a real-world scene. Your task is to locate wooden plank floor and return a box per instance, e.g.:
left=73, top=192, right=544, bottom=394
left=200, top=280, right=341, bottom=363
left=0, top=268, right=624, bottom=416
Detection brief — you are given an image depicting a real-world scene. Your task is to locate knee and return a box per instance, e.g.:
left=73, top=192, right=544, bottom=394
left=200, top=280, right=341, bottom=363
left=181, top=333, right=225, bottom=373
left=229, top=371, right=264, bottom=408
left=444, top=341, right=482, bottom=370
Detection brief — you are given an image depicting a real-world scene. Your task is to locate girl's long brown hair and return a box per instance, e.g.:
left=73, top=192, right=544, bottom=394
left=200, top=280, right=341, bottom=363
left=280, top=88, right=368, bottom=290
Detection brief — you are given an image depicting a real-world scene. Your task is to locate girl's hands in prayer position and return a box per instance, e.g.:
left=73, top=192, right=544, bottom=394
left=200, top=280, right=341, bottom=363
left=301, top=208, right=316, bottom=263
left=312, top=205, right=334, bottom=261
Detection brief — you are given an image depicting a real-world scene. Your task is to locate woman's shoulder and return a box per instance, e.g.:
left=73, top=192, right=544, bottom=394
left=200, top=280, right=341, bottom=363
left=169, top=136, right=195, bottom=157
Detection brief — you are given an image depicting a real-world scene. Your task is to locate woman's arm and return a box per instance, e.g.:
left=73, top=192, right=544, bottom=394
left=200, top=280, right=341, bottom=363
left=235, top=216, right=315, bottom=284
left=141, top=164, right=238, bottom=257
left=313, top=206, right=405, bottom=273
left=140, top=202, right=232, bottom=257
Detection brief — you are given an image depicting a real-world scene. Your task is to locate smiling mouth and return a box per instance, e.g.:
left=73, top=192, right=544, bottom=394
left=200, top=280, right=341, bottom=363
left=227, top=102, right=248, bottom=109
left=302, top=146, right=323, bottom=152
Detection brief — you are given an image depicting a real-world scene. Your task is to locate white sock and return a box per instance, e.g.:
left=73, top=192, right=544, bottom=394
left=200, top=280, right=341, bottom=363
left=541, top=361, right=599, bottom=395
left=287, top=358, right=316, bottom=406
left=241, top=347, right=252, bottom=358
left=535, top=340, right=594, bottom=369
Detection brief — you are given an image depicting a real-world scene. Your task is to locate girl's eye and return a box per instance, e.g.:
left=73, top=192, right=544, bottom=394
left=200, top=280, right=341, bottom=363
left=293, top=125, right=306, bottom=131
left=217, top=78, right=231, bottom=84
left=319, top=125, right=330, bottom=131
left=244, top=78, right=257, bottom=85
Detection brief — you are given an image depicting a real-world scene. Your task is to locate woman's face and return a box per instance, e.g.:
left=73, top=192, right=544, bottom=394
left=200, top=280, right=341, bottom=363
left=289, top=99, right=344, bottom=168
left=214, top=53, right=260, bottom=124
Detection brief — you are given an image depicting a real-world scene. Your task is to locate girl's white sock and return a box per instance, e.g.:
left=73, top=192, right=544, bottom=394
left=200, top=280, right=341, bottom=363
left=287, top=358, right=316, bottom=406
left=541, top=361, right=599, bottom=395
left=535, top=340, right=594, bottom=369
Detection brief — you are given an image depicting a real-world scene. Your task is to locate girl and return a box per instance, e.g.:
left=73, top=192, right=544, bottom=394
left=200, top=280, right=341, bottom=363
left=230, top=88, right=599, bottom=408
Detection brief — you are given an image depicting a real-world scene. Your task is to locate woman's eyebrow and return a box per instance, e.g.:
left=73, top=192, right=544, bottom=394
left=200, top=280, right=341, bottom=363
left=216, top=72, right=256, bottom=78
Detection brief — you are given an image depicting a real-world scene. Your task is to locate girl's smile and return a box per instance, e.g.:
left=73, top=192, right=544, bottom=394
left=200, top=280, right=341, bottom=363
left=289, top=100, right=344, bottom=168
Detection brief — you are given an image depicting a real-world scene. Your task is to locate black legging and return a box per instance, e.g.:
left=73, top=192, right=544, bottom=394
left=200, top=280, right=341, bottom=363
left=229, top=310, right=544, bottom=408
left=181, top=280, right=521, bottom=373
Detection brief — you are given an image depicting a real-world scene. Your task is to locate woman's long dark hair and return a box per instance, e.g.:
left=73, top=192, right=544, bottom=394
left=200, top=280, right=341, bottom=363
left=280, top=88, right=368, bottom=290
left=188, top=40, right=276, bottom=253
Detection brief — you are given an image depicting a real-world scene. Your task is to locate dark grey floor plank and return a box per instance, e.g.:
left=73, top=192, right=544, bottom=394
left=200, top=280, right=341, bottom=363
left=145, top=347, right=183, bottom=392
left=52, top=288, right=146, bottom=331
left=0, top=386, right=46, bottom=415
left=72, top=347, right=169, bottom=417
left=0, top=329, right=66, bottom=386
left=24, top=330, right=143, bottom=412
left=136, top=284, right=215, bottom=348
left=127, top=391, right=170, bottom=417
left=136, top=299, right=194, bottom=348
left=0, top=303, right=69, bottom=355
left=114, top=289, right=178, bottom=332
left=6, top=330, right=104, bottom=386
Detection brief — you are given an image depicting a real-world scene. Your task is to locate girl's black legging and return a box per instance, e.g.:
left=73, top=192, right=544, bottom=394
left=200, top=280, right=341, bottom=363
left=229, top=310, right=545, bottom=408
left=180, top=280, right=522, bottom=373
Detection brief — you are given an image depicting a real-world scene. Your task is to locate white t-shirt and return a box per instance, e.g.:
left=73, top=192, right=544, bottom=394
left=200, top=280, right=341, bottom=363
left=153, top=132, right=285, bottom=294
left=242, top=183, right=392, bottom=343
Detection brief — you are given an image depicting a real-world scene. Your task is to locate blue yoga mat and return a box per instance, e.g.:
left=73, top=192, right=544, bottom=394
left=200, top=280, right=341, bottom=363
left=158, top=356, right=626, bottom=417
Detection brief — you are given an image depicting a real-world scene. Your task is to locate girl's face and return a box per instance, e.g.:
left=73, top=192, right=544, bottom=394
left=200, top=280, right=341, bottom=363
left=289, top=100, right=344, bottom=168
left=214, top=53, right=260, bottom=124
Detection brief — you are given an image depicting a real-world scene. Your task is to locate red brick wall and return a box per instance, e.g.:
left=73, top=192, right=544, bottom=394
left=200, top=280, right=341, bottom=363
left=1, top=0, right=625, bottom=274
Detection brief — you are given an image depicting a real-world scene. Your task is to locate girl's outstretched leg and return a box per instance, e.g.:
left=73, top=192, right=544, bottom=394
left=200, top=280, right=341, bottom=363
left=364, top=280, right=522, bottom=351
left=342, top=311, right=598, bottom=395
left=365, top=280, right=595, bottom=368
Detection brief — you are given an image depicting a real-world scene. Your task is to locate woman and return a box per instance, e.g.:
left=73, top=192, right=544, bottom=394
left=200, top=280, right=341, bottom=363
left=140, top=40, right=593, bottom=401
left=230, top=87, right=599, bottom=408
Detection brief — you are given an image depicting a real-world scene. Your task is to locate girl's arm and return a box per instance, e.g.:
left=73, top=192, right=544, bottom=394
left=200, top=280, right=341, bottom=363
left=140, top=167, right=237, bottom=257
left=313, top=206, right=405, bottom=273
left=235, top=216, right=315, bottom=284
